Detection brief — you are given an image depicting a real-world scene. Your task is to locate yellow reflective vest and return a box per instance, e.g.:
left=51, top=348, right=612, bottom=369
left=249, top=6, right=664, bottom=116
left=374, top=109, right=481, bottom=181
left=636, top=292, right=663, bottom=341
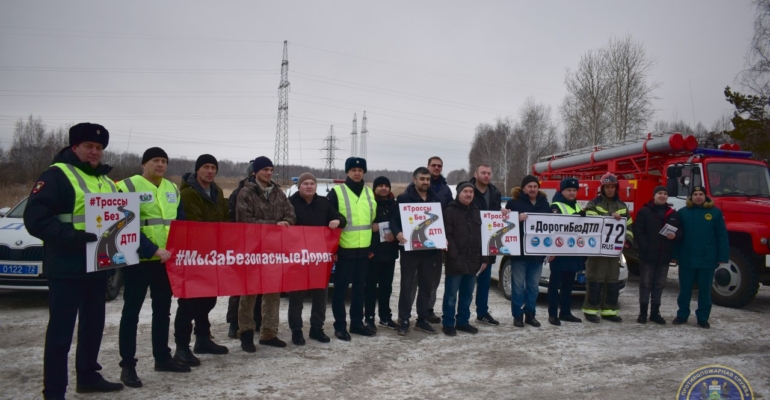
left=53, top=162, right=117, bottom=231
left=333, top=184, right=376, bottom=249
left=552, top=201, right=581, bottom=215
left=116, top=175, right=179, bottom=261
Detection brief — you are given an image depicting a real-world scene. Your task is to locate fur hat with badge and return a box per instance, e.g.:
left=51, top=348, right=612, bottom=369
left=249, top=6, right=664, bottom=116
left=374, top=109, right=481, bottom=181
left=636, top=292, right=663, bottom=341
left=686, top=185, right=713, bottom=208
left=559, top=177, right=579, bottom=192
left=345, top=157, right=367, bottom=173
left=69, top=122, right=109, bottom=149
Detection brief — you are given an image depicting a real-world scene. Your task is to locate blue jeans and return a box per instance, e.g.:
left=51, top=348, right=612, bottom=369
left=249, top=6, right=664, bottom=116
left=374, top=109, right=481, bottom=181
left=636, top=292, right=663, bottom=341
left=442, top=274, right=476, bottom=327
left=511, top=260, right=543, bottom=318
left=475, top=262, right=492, bottom=316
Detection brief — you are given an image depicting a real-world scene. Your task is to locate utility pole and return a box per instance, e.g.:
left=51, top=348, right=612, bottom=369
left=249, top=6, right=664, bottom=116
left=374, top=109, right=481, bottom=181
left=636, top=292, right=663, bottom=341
left=274, top=40, right=290, bottom=182
left=322, top=125, right=340, bottom=178
left=350, top=113, right=358, bottom=158
left=360, top=111, right=368, bottom=159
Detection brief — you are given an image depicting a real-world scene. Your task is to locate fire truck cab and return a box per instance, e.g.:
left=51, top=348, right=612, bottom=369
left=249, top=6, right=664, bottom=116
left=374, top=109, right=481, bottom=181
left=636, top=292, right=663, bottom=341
left=535, top=133, right=770, bottom=308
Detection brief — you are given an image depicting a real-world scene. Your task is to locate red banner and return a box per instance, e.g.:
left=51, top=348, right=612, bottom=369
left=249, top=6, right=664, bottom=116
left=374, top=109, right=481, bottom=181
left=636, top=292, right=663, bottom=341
left=165, top=221, right=341, bottom=298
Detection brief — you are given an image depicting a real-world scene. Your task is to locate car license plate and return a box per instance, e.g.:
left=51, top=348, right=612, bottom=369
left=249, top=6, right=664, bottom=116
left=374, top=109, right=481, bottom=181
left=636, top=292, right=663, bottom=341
left=0, top=264, right=39, bottom=276
left=576, top=273, right=586, bottom=284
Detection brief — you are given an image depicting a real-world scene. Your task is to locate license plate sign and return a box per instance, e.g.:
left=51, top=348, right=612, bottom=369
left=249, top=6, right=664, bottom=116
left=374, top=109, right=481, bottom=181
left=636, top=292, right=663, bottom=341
left=0, top=264, right=40, bottom=276
left=576, top=272, right=586, bottom=284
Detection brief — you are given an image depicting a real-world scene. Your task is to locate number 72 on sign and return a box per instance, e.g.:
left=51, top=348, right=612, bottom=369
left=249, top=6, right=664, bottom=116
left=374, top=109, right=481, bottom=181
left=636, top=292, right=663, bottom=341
left=600, top=218, right=626, bottom=256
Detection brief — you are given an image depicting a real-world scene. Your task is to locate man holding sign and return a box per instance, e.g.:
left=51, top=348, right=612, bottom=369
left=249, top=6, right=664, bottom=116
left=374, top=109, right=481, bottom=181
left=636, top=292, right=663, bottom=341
left=116, top=147, right=190, bottom=389
left=24, top=123, right=124, bottom=398
left=582, top=173, right=633, bottom=323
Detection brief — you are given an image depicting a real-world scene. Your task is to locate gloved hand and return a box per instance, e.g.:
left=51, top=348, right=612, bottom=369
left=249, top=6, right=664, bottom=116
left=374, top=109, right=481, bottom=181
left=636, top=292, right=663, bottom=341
left=73, top=231, right=98, bottom=247
left=578, top=210, right=587, bottom=217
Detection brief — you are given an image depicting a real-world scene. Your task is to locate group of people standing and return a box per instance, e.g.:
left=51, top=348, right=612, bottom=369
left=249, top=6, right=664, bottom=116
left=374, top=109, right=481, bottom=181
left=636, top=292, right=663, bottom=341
left=23, top=122, right=730, bottom=400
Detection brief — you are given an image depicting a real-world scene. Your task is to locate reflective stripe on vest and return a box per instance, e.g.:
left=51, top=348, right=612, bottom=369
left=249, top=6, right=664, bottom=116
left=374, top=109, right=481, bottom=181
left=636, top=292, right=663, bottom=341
left=333, top=184, right=375, bottom=249
left=116, top=175, right=178, bottom=261
left=52, top=163, right=117, bottom=230
left=553, top=202, right=581, bottom=215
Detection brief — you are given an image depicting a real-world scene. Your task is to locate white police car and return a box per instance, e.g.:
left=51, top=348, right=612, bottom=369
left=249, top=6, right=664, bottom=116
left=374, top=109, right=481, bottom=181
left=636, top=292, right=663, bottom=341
left=0, top=197, right=123, bottom=300
left=490, top=252, right=628, bottom=300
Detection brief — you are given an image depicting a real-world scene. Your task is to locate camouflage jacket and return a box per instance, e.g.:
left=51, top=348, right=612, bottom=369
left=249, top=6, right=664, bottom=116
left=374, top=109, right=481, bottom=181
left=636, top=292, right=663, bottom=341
left=235, top=180, right=296, bottom=225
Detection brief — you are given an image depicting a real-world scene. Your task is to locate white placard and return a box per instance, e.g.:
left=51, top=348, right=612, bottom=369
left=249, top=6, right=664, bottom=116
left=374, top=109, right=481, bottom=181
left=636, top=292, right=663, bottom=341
left=523, top=213, right=626, bottom=257
left=85, top=193, right=141, bottom=272
left=659, top=223, right=678, bottom=236
left=480, top=211, right=521, bottom=256
left=378, top=221, right=391, bottom=242
left=398, top=202, right=447, bottom=251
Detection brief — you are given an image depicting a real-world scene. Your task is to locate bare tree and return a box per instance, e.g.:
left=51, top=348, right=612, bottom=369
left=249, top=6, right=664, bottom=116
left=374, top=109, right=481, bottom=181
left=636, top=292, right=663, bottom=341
left=516, top=98, right=559, bottom=177
left=561, top=49, right=612, bottom=148
left=445, top=169, right=468, bottom=184
left=605, top=35, right=660, bottom=140
left=740, top=0, right=770, bottom=97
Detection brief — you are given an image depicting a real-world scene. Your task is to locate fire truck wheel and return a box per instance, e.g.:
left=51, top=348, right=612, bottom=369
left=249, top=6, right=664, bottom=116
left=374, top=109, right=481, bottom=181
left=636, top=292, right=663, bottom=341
left=711, top=248, right=760, bottom=309
left=498, top=259, right=512, bottom=300
left=106, top=268, right=123, bottom=301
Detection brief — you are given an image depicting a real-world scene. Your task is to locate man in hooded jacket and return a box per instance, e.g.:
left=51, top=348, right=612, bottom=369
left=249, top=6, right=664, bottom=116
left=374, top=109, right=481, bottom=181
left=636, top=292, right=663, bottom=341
left=673, top=186, right=729, bottom=329
left=505, top=175, right=550, bottom=328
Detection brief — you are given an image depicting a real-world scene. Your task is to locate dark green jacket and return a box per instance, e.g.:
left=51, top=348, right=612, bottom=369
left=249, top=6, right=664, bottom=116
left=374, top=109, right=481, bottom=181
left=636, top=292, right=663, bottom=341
left=179, top=172, right=229, bottom=222
left=676, top=199, right=729, bottom=269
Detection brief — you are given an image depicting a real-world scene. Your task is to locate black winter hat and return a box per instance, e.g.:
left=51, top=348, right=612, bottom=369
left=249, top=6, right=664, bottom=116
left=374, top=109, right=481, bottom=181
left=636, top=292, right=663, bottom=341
left=252, top=156, right=273, bottom=173
left=560, top=177, right=579, bottom=191
left=521, top=175, right=540, bottom=188
left=690, top=186, right=706, bottom=197
left=373, top=176, right=391, bottom=189
left=653, top=185, right=668, bottom=195
left=345, top=157, right=367, bottom=173
left=195, top=154, right=218, bottom=172
left=456, top=181, right=474, bottom=196
left=141, top=147, right=168, bottom=164
left=69, top=122, right=109, bottom=149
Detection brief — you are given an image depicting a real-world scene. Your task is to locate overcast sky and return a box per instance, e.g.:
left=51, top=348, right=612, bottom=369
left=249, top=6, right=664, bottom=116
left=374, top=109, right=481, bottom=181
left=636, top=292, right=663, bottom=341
left=0, top=0, right=758, bottom=174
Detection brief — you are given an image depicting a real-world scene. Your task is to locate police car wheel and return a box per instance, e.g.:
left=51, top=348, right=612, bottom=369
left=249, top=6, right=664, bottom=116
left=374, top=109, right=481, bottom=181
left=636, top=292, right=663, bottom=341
left=499, top=259, right=512, bottom=300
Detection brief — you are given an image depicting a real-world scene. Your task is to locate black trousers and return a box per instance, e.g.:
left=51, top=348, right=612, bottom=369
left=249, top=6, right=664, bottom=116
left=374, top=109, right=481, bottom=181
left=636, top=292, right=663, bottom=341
left=43, top=277, right=108, bottom=399
left=288, top=289, right=327, bottom=331
left=398, top=251, right=439, bottom=322
left=547, top=270, right=577, bottom=318
left=332, top=256, right=368, bottom=331
left=365, top=259, right=396, bottom=320
left=639, top=260, right=670, bottom=305
left=119, top=261, right=173, bottom=367
left=174, top=296, right=216, bottom=347
left=226, top=295, right=261, bottom=328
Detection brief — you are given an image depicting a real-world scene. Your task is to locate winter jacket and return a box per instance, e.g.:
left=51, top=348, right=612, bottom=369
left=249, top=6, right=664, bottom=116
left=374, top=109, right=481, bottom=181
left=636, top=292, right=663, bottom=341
left=444, top=200, right=489, bottom=275
left=289, top=192, right=346, bottom=228
left=632, top=200, right=682, bottom=264
left=236, top=180, right=295, bottom=225
left=675, top=199, right=729, bottom=269
left=549, top=192, right=586, bottom=272
left=369, top=194, right=399, bottom=262
left=228, top=176, right=254, bottom=222
left=390, top=183, right=440, bottom=257
left=430, top=175, right=453, bottom=209
left=584, top=193, right=634, bottom=243
left=505, top=186, right=551, bottom=263
left=23, top=148, right=114, bottom=280
left=179, top=172, right=229, bottom=223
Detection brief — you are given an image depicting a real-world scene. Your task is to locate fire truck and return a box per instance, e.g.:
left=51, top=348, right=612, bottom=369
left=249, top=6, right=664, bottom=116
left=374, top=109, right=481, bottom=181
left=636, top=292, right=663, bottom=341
left=533, top=132, right=770, bottom=308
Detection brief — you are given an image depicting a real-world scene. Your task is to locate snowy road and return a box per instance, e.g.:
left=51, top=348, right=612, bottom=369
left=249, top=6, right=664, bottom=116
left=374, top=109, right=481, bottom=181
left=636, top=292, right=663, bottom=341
left=1, top=266, right=768, bottom=399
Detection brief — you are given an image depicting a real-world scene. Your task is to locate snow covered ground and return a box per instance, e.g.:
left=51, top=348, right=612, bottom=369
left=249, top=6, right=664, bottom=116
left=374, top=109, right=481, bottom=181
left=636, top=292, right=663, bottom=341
left=1, top=266, right=768, bottom=399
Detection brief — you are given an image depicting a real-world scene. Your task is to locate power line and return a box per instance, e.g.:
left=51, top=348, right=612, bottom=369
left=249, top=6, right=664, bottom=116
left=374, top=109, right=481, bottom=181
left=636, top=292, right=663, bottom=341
left=360, top=111, right=368, bottom=159
left=321, top=125, right=340, bottom=178
left=274, top=40, right=290, bottom=181
left=350, top=113, right=358, bottom=158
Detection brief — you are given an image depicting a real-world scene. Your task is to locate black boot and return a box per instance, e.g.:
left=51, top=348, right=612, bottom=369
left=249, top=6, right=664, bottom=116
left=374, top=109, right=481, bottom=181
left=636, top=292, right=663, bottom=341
left=228, top=321, right=239, bottom=339
left=194, top=334, right=229, bottom=355
left=649, top=304, right=666, bottom=324
left=637, top=303, right=648, bottom=324
left=309, top=327, right=330, bottom=343
left=524, top=313, right=541, bottom=327
left=173, top=346, right=200, bottom=367
left=240, top=330, right=257, bottom=353
left=292, top=330, right=306, bottom=346
left=584, top=313, right=601, bottom=323
left=120, top=366, right=142, bottom=388
left=513, top=316, right=524, bottom=328
left=75, top=377, right=124, bottom=393
left=154, top=358, right=191, bottom=373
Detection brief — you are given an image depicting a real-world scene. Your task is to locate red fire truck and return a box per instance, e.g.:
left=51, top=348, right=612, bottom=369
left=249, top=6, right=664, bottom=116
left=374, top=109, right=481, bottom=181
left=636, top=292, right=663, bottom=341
left=534, top=133, right=770, bottom=308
